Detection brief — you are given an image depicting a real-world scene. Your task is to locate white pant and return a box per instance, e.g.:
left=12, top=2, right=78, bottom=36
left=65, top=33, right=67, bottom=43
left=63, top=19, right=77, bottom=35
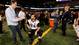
left=73, top=25, right=79, bottom=33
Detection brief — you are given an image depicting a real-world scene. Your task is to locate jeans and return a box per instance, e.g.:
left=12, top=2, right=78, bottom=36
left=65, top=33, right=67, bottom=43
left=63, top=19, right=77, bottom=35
left=9, top=25, right=23, bottom=44
left=62, top=21, right=67, bottom=36
left=53, top=19, right=58, bottom=32
left=20, top=19, right=26, bottom=32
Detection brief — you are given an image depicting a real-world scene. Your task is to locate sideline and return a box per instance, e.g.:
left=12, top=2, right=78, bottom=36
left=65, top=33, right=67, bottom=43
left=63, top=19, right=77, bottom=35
left=32, top=28, right=52, bottom=45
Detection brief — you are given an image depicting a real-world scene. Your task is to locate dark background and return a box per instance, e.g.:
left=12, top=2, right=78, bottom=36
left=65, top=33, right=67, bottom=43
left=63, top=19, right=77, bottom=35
left=0, top=0, right=78, bottom=7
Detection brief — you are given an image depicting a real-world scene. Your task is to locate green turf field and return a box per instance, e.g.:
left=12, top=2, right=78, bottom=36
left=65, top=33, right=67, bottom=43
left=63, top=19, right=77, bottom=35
left=0, top=21, right=79, bottom=45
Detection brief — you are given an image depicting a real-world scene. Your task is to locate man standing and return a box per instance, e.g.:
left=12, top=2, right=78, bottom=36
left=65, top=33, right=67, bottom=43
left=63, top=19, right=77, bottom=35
left=62, top=5, right=71, bottom=36
left=5, top=0, right=24, bottom=44
left=18, top=8, right=26, bottom=32
left=51, top=10, right=59, bottom=32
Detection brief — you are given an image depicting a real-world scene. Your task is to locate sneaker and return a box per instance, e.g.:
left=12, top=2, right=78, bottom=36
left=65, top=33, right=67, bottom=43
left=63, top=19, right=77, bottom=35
left=14, top=41, right=19, bottom=45
left=38, top=36, right=42, bottom=42
left=76, top=39, right=79, bottom=41
left=38, top=36, right=42, bottom=39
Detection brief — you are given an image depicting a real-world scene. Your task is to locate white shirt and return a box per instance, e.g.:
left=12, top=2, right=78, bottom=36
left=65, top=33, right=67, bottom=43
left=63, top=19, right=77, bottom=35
left=73, top=18, right=79, bottom=31
left=18, top=11, right=25, bottom=19
left=0, top=15, right=2, bottom=21
left=5, top=6, right=23, bottom=26
left=28, top=19, right=39, bottom=29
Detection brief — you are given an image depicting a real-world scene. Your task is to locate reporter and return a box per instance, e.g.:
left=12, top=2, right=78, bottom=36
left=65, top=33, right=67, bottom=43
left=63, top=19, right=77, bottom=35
left=5, top=0, right=24, bottom=44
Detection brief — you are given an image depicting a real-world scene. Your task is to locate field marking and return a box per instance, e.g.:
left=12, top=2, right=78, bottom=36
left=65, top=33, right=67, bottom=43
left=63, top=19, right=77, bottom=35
left=32, top=28, right=52, bottom=45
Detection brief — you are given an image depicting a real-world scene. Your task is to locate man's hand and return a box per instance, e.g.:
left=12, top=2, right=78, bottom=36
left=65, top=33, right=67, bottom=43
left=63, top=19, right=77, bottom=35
left=35, top=31, right=37, bottom=36
left=35, top=27, right=40, bottom=36
left=28, top=32, right=31, bottom=34
left=20, top=16, right=25, bottom=20
left=15, top=17, right=23, bottom=21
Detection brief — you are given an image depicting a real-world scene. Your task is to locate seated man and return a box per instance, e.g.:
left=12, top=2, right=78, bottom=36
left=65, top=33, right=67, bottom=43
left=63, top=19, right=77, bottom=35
left=27, top=14, right=42, bottom=44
